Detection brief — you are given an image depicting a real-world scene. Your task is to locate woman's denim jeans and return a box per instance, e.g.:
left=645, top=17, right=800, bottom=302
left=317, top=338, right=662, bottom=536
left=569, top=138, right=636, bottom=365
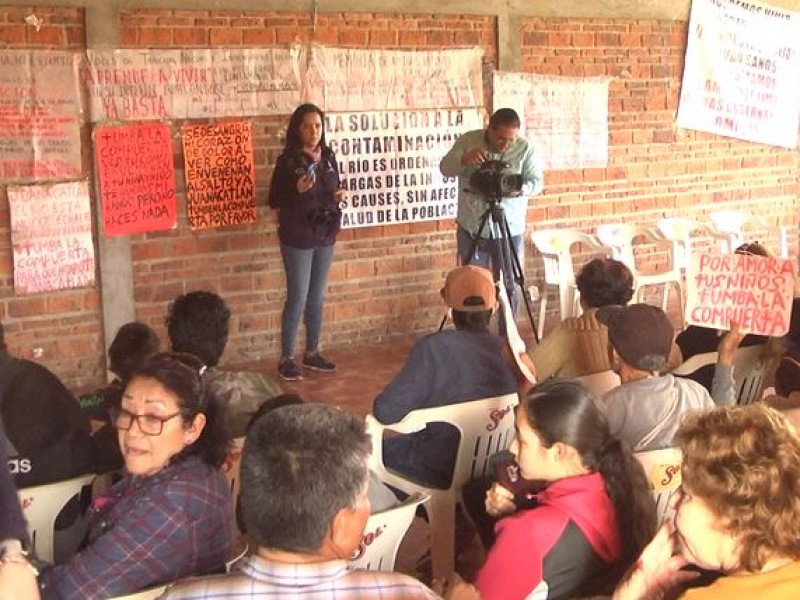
left=280, top=243, right=335, bottom=357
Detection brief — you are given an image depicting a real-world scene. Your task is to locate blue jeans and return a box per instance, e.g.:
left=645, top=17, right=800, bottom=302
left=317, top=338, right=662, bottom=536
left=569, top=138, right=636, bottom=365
left=280, top=243, right=335, bottom=357
left=456, top=226, right=523, bottom=317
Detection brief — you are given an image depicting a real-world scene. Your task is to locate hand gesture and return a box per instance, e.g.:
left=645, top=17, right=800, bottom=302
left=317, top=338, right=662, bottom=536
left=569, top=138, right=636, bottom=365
left=717, top=320, right=745, bottom=366
left=296, top=172, right=316, bottom=193
left=461, top=147, right=489, bottom=166
left=485, top=482, right=516, bottom=518
left=612, top=523, right=698, bottom=600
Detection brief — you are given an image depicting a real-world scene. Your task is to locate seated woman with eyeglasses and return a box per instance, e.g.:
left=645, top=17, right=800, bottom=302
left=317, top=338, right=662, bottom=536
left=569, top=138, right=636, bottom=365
left=39, top=352, right=232, bottom=599
left=614, top=403, right=800, bottom=600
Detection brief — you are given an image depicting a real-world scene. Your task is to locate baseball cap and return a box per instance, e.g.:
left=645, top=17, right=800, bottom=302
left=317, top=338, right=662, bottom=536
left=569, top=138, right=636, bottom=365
left=442, top=265, right=497, bottom=312
left=596, top=304, right=674, bottom=372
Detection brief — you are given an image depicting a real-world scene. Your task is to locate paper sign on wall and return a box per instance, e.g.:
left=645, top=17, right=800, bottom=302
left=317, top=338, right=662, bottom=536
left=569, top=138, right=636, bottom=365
left=686, top=252, right=796, bottom=336
left=95, top=122, right=177, bottom=236
left=676, top=0, right=800, bottom=148
left=181, top=121, right=257, bottom=230
left=8, top=181, right=95, bottom=294
left=0, top=51, right=83, bottom=180
left=327, top=108, right=482, bottom=228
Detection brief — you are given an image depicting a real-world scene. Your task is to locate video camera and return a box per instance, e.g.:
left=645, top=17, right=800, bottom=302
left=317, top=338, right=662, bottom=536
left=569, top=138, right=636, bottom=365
left=469, top=159, right=524, bottom=199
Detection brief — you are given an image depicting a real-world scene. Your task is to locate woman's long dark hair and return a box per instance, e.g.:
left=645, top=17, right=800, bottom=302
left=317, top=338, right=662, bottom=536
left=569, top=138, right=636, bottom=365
left=283, top=103, right=333, bottom=159
left=523, top=379, right=656, bottom=582
left=128, top=352, right=230, bottom=468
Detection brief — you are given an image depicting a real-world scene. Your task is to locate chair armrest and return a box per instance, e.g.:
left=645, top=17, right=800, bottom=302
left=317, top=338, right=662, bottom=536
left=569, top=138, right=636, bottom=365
left=670, top=351, right=718, bottom=376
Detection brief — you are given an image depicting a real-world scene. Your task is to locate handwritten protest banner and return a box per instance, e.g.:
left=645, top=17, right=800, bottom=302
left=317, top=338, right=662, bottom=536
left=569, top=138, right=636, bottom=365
left=677, top=0, right=800, bottom=148
left=686, top=252, right=796, bottom=336
left=95, top=122, right=176, bottom=236
left=493, top=72, right=611, bottom=170
left=83, top=48, right=300, bottom=121
left=182, top=121, right=256, bottom=230
left=8, top=181, right=95, bottom=294
left=326, top=108, right=482, bottom=228
left=304, top=46, right=484, bottom=111
left=0, top=51, right=83, bottom=180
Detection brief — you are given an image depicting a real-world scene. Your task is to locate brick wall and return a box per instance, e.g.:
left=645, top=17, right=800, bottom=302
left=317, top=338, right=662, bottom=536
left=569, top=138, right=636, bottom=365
left=0, top=6, right=103, bottom=389
left=119, top=9, right=498, bottom=365
left=0, top=6, right=797, bottom=389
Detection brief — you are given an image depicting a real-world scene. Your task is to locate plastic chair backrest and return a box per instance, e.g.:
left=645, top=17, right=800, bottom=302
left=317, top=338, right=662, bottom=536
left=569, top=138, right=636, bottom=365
left=575, top=370, right=621, bottom=397
left=17, top=473, right=95, bottom=563
left=531, top=229, right=608, bottom=286
left=732, top=344, right=772, bottom=405
left=634, top=447, right=682, bottom=524
left=656, top=218, right=711, bottom=271
left=670, top=351, right=717, bottom=377
left=596, top=223, right=666, bottom=273
left=349, top=492, right=429, bottom=572
left=367, top=393, right=519, bottom=489
left=366, top=392, right=519, bottom=579
left=670, top=344, right=770, bottom=405
left=109, top=585, right=168, bottom=600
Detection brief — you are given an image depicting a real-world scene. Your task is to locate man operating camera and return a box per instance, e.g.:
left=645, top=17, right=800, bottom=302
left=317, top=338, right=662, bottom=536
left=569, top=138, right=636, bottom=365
left=440, top=108, right=544, bottom=314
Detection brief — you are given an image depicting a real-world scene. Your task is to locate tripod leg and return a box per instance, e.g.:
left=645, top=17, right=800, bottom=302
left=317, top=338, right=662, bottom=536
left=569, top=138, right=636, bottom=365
left=498, top=214, right=540, bottom=345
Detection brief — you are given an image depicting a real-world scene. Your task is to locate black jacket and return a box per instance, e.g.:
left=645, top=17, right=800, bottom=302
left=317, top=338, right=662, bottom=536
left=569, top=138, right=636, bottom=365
left=268, top=148, right=341, bottom=248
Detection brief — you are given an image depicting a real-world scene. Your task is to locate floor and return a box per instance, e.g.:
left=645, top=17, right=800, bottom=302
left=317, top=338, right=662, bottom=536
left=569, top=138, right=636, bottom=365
left=240, top=334, right=419, bottom=417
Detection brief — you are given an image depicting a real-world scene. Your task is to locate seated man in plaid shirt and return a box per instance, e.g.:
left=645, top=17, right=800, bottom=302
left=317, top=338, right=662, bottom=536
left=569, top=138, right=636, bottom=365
left=162, top=403, right=437, bottom=599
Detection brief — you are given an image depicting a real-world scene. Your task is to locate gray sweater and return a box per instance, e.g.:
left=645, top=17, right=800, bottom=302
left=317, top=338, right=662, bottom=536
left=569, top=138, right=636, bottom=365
left=602, top=365, right=735, bottom=452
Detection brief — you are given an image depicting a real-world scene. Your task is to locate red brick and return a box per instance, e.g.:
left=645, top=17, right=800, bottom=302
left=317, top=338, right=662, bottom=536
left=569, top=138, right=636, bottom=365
left=7, top=297, right=46, bottom=318
left=138, top=27, right=173, bottom=46
left=174, top=27, right=207, bottom=46
left=209, top=27, right=242, bottom=45
left=0, top=25, right=26, bottom=44
left=243, top=29, right=276, bottom=45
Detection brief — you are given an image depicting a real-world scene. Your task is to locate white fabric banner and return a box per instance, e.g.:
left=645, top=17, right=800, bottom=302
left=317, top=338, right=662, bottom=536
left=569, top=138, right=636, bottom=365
left=84, top=48, right=301, bottom=121
left=327, top=108, right=483, bottom=229
left=676, top=0, right=800, bottom=148
left=8, top=180, right=95, bottom=294
left=493, top=72, right=611, bottom=170
left=305, top=46, right=484, bottom=111
left=0, top=51, right=83, bottom=181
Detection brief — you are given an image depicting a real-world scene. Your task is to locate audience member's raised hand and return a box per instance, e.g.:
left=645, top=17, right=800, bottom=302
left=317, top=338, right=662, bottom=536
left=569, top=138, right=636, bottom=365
left=717, top=320, right=745, bottom=365
left=484, top=481, right=516, bottom=518
left=612, top=523, right=697, bottom=600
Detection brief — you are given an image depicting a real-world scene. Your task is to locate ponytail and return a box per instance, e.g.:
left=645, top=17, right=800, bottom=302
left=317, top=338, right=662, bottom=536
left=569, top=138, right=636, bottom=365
left=523, top=379, right=657, bottom=586
left=596, top=438, right=656, bottom=569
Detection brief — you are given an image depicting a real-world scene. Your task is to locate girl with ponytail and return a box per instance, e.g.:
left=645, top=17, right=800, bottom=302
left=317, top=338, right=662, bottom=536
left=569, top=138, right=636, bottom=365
left=445, top=378, right=655, bottom=599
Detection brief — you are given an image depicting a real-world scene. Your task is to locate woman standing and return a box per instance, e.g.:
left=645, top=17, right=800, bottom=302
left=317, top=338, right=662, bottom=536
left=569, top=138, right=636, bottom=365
left=269, top=103, right=341, bottom=381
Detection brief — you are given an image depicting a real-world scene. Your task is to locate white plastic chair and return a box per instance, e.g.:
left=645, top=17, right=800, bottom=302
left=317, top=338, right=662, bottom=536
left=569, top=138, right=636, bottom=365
left=366, top=393, right=519, bottom=580
left=348, top=491, right=429, bottom=572
left=708, top=210, right=767, bottom=254
left=671, top=344, right=773, bottom=405
left=109, top=585, right=168, bottom=600
left=656, top=218, right=729, bottom=273
left=530, top=229, right=610, bottom=340
left=596, top=223, right=684, bottom=321
left=634, top=447, right=682, bottom=524
left=17, top=473, right=95, bottom=563
left=574, top=370, right=621, bottom=397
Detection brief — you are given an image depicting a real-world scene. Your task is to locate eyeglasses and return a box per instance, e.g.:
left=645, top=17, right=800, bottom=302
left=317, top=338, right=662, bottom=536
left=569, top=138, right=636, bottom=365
left=110, top=406, right=183, bottom=436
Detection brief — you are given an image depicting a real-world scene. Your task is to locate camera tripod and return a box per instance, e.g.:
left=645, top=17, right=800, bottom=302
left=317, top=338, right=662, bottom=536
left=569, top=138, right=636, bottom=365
left=441, top=197, right=539, bottom=345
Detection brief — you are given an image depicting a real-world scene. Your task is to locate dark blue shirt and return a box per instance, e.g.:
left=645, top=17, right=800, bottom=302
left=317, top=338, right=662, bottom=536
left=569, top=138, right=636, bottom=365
left=373, top=329, right=517, bottom=488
